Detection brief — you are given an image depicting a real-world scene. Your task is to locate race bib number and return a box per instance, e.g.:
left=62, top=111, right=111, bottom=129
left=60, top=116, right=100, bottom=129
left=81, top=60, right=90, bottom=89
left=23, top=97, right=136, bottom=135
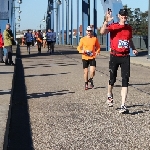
left=118, top=40, right=129, bottom=48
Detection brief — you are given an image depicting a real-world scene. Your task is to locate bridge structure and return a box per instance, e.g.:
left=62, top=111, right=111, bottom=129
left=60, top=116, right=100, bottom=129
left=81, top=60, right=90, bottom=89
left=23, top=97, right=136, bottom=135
left=0, top=0, right=148, bottom=56
left=46, top=0, right=136, bottom=56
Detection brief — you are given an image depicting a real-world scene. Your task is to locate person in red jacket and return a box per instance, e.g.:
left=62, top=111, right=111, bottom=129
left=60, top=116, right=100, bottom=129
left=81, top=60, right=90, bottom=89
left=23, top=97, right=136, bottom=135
left=0, top=32, right=4, bottom=63
left=100, top=8, right=138, bottom=113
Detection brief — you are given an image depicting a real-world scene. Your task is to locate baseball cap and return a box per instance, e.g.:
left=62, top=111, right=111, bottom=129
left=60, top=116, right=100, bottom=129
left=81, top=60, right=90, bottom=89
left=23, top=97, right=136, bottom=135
left=86, top=26, right=92, bottom=31
left=119, top=9, right=128, bottom=16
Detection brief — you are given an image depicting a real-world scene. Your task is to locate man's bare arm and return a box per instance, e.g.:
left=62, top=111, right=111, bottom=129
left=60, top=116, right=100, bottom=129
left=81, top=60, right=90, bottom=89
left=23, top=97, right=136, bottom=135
left=129, top=39, right=136, bottom=50
left=100, top=21, right=109, bottom=35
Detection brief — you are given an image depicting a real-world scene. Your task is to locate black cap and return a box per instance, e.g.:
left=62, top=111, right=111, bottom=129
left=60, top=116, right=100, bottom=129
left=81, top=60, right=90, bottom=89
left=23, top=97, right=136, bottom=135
left=119, top=9, right=128, bottom=16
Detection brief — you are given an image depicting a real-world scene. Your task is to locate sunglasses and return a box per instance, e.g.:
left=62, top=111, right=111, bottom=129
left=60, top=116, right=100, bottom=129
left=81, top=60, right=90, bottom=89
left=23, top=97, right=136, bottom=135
left=87, top=30, right=92, bottom=32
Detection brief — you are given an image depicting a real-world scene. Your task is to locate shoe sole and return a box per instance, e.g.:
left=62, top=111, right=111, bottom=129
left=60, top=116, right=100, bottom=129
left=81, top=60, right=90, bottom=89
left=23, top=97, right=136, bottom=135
left=119, top=109, right=129, bottom=114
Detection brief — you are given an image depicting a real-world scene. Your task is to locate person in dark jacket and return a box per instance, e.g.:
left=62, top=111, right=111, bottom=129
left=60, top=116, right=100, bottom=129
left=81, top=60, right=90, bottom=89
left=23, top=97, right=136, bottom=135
left=36, top=30, right=43, bottom=53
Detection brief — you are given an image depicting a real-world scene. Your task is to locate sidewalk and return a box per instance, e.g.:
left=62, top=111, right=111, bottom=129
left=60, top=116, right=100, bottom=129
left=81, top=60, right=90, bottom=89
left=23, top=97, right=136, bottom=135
left=66, top=45, right=150, bottom=68
left=0, top=46, right=16, bottom=150
left=6, top=45, right=150, bottom=150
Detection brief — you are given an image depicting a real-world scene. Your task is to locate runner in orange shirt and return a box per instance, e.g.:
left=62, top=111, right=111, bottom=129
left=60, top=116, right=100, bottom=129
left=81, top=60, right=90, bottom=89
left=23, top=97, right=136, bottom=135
left=77, top=26, right=100, bottom=90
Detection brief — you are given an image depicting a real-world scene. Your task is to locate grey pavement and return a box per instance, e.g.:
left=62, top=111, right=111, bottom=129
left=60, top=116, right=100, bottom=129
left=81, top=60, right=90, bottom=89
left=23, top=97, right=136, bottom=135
left=6, top=45, right=150, bottom=150
left=0, top=46, right=16, bottom=150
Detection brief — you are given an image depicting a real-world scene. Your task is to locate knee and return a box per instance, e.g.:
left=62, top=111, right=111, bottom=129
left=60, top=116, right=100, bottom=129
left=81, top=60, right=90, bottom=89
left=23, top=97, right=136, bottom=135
left=122, top=77, right=129, bottom=87
left=84, top=68, right=88, bottom=74
left=109, top=78, right=116, bottom=86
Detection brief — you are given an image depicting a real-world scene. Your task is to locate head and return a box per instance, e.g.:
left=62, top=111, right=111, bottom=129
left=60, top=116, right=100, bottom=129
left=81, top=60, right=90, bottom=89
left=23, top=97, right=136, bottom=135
left=48, top=29, right=51, bottom=32
left=51, top=29, right=54, bottom=32
left=86, top=26, right=93, bottom=36
left=118, top=9, right=128, bottom=23
left=6, top=23, right=11, bottom=30
left=27, top=29, right=30, bottom=33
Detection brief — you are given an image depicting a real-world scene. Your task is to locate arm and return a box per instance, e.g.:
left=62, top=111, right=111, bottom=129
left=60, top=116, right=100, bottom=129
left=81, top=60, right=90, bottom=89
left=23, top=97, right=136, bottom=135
left=129, top=38, right=138, bottom=55
left=129, top=39, right=136, bottom=50
left=77, top=38, right=84, bottom=53
left=100, top=21, right=109, bottom=35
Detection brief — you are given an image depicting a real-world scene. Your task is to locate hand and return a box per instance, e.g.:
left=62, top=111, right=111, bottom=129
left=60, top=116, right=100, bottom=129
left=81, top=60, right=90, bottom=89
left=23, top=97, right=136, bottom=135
left=81, top=50, right=85, bottom=54
left=105, top=11, right=113, bottom=22
left=133, top=50, right=138, bottom=55
left=96, top=52, right=100, bottom=56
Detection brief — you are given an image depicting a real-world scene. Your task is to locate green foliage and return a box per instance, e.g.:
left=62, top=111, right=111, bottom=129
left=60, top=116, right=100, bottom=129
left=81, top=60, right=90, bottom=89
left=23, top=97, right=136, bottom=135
left=124, top=5, right=148, bottom=36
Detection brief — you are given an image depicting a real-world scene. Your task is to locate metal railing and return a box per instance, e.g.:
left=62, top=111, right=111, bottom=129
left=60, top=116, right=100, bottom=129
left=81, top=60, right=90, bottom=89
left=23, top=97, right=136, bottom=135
left=58, top=35, right=148, bottom=50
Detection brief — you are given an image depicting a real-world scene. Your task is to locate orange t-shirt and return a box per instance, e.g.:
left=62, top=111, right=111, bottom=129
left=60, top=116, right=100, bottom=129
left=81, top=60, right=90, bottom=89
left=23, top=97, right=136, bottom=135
left=77, top=36, right=100, bottom=60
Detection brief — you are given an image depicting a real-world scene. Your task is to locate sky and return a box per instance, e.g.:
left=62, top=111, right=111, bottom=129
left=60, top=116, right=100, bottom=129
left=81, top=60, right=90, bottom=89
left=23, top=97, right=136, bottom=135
left=16, top=0, right=148, bottom=31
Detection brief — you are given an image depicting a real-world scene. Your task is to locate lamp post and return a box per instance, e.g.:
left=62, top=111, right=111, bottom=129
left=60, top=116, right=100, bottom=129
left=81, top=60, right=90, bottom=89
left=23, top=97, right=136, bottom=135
left=61, top=0, right=64, bottom=45
left=148, top=0, right=150, bottom=59
left=18, top=16, right=21, bottom=21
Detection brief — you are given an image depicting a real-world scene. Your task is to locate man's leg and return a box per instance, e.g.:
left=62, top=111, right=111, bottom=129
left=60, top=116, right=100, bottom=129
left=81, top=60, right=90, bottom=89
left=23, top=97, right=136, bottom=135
left=5, top=46, right=9, bottom=64
left=0, top=48, right=4, bottom=63
left=7, top=46, right=14, bottom=65
left=82, top=59, right=89, bottom=90
left=51, top=42, right=54, bottom=53
left=39, top=43, right=41, bottom=53
left=50, top=42, right=52, bottom=54
left=47, top=41, right=50, bottom=52
left=119, top=55, right=130, bottom=113
left=107, top=55, right=119, bottom=106
left=89, top=59, right=96, bottom=88
left=28, top=43, right=31, bottom=54
left=37, top=43, right=40, bottom=53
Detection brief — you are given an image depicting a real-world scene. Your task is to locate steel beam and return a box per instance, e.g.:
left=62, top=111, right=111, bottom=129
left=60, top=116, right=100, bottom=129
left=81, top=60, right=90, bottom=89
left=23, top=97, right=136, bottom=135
left=62, top=0, right=64, bottom=45
left=148, top=0, right=150, bottom=59
left=71, top=0, right=73, bottom=45
left=93, top=0, right=97, bottom=37
left=76, top=0, right=79, bottom=45
left=82, top=0, right=90, bottom=37
left=66, top=0, right=69, bottom=45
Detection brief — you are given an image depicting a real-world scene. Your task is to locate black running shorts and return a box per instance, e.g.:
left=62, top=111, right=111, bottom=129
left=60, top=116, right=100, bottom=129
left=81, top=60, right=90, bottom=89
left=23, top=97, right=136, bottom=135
left=82, top=59, right=96, bottom=69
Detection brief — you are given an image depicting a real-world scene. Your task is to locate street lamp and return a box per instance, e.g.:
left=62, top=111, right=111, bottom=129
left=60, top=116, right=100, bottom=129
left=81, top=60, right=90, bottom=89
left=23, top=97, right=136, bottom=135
left=18, top=0, right=22, bottom=4
left=18, top=16, right=21, bottom=21
left=42, top=15, right=46, bottom=22
left=148, top=0, right=150, bottom=59
left=57, top=0, right=61, bottom=5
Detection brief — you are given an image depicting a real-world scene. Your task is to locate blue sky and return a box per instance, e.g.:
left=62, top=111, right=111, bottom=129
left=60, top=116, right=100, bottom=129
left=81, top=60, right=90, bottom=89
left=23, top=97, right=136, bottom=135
left=16, top=0, right=148, bottom=31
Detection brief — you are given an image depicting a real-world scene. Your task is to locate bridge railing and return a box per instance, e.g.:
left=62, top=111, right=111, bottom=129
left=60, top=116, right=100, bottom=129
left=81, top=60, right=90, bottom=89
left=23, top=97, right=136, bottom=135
left=58, top=35, right=148, bottom=50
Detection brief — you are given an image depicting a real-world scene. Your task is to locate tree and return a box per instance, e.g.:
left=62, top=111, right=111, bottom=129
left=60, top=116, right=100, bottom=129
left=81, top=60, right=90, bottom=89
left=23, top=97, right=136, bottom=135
left=124, top=5, right=148, bottom=36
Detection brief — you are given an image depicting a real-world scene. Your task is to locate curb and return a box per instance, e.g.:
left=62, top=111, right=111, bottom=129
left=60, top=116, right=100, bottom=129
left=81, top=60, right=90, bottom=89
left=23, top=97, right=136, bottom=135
left=3, top=46, right=18, bottom=150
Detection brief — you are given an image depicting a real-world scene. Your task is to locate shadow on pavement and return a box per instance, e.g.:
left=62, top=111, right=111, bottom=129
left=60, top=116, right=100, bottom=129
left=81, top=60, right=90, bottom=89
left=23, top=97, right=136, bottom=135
left=137, top=50, right=148, bottom=57
left=0, top=90, right=11, bottom=95
left=25, top=72, right=71, bottom=78
left=27, top=90, right=75, bottom=99
left=7, top=45, right=33, bottom=150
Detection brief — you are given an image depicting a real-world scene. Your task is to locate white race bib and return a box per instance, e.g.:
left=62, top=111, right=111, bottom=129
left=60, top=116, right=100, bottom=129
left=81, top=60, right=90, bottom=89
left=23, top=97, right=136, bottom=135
left=118, top=40, right=129, bottom=48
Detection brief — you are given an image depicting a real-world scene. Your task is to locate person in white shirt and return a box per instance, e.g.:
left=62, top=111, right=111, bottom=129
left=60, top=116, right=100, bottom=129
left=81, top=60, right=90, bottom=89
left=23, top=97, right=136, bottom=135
left=42, top=31, right=47, bottom=48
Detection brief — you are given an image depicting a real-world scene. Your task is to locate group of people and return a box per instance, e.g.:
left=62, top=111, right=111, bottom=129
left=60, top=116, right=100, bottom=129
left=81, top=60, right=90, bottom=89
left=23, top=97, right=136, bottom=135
left=77, top=8, right=138, bottom=114
left=0, top=23, right=15, bottom=65
left=0, top=8, right=139, bottom=114
left=23, top=29, right=56, bottom=54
